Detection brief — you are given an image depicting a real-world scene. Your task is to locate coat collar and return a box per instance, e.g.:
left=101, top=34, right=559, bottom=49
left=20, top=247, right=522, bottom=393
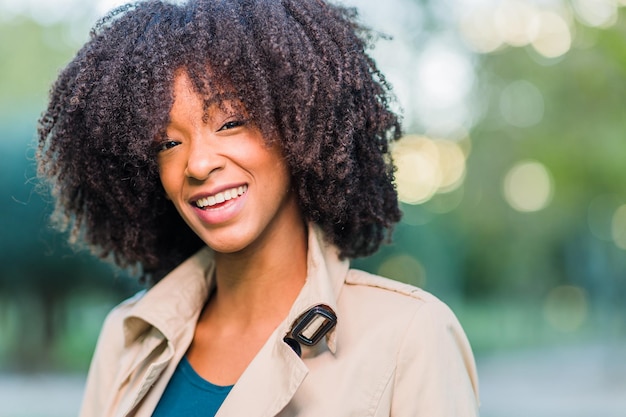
left=122, top=246, right=215, bottom=348
left=122, top=223, right=348, bottom=354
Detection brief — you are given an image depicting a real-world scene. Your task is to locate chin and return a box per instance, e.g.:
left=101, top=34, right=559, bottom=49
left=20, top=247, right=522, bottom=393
left=195, top=229, right=257, bottom=255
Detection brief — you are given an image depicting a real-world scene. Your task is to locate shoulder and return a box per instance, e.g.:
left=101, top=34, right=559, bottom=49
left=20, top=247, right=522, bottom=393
left=342, top=269, right=480, bottom=411
left=345, top=268, right=440, bottom=303
left=341, top=268, right=475, bottom=374
left=343, top=268, right=452, bottom=318
left=339, top=268, right=466, bottom=346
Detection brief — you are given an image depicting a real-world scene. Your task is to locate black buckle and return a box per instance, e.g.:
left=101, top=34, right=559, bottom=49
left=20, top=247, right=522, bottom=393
left=283, top=304, right=337, bottom=356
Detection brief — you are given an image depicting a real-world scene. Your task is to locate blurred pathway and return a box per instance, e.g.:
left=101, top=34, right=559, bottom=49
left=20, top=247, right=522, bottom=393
left=0, top=373, right=84, bottom=417
left=1, top=342, right=625, bottom=417
left=477, top=342, right=626, bottom=417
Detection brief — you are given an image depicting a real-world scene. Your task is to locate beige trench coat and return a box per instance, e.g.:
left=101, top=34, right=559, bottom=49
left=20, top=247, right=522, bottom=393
left=79, top=226, right=479, bottom=417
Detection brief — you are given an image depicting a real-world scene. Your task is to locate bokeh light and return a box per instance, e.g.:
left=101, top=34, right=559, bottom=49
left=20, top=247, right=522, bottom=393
left=393, top=135, right=467, bottom=205
left=458, top=0, right=578, bottom=58
left=503, top=160, right=553, bottom=212
left=378, top=254, right=427, bottom=288
left=572, top=0, right=619, bottom=28
left=494, top=0, right=537, bottom=47
left=459, top=7, right=504, bottom=53
left=611, top=204, right=626, bottom=249
left=543, top=285, right=589, bottom=332
left=588, top=194, right=623, bottom=241
left=413, top=41, right=476, bottom=133
left=529, top=11, right=572, bottom=58
left=416, top=43, right=474, bottom=110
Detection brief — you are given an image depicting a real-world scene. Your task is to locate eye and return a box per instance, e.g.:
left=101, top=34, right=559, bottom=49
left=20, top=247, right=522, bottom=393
left=155, top=139, right=180, bottom=152
left=218, top=119, right=247, bottom=132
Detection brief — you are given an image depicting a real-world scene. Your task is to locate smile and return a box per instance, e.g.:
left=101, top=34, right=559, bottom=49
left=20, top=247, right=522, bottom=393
left=195, top=185, right=248, bottom=209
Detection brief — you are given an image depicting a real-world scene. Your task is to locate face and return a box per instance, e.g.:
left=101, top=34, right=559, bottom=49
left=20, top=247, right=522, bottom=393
left=157, top=72, right=301, bottom=254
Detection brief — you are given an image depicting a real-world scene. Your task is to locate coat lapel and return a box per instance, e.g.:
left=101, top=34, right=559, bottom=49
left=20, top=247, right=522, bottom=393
left=216, top=328, right=308, bottom=416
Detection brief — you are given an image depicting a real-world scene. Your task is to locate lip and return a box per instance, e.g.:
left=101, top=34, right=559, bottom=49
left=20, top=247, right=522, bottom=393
left=188, top=182, right=249, bottom=225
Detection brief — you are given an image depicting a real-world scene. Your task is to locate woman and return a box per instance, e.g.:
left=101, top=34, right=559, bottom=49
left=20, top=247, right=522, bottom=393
left=37, top=0, right=479, bottom=416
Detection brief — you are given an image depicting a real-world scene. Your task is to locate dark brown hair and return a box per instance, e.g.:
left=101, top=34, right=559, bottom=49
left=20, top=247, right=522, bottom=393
left=37, top=0, right=402, bottom=282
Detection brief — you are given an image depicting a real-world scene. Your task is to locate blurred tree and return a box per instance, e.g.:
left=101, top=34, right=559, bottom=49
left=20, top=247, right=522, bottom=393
left=455, top=9, right=626, bottom=306
left=359, top=4, right=626, bottom=313
left=0, top=16, right=141, bottom=370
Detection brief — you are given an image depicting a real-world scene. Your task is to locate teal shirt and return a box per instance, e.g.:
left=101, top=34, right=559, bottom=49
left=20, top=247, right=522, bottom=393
left=152, top=356, right=233, bottom=416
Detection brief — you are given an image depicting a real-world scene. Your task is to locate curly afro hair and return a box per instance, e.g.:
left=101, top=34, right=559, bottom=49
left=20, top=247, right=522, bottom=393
left=37, top=0, right=402, bottom=282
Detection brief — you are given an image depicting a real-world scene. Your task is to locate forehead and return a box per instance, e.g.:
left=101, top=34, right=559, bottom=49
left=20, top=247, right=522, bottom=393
left=169, top=70, right=246, bottom=120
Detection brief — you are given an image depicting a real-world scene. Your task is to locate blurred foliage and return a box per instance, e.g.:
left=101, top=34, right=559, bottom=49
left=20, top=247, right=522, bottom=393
left=0, top=16, right=141, bottom=371
left=357, top=5, right=626, bottom=352
left=1, top=3, right=626, bottom=371
left=457, top=18, right=626, bottom=300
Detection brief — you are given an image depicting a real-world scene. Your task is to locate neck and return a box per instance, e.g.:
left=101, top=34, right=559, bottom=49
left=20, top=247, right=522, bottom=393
left=209, top=218, right=308, bottom=326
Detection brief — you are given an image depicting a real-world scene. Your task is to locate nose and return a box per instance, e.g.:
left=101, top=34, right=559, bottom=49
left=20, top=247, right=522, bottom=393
left=184, top=137, right=222, bottom=180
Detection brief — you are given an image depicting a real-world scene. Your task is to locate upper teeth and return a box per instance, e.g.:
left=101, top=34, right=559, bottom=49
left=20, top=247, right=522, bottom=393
left=195, top=185, right=248, bottom=208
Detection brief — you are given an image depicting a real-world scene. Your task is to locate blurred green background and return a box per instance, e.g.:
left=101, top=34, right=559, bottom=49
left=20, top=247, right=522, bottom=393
left=1, top=0, right=625, bottom=416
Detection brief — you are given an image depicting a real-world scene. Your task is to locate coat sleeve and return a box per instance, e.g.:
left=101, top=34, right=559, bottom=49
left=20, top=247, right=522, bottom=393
left=390, top=300, right=480, bottom=417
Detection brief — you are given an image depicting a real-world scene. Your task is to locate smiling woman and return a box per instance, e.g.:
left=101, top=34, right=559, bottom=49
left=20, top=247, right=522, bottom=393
left=158, top=71, right=298, bottom=256
left=36, top=0, right=479, bottom=416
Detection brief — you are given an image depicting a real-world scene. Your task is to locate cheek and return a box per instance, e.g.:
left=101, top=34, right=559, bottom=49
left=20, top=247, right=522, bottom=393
left=160, top=178, right=172, bottom=201
left=157, top=162, right=179, bottom=199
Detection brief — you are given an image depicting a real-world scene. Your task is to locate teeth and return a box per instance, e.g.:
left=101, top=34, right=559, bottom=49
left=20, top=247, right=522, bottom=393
left=195, top=185, right=248, bottom=208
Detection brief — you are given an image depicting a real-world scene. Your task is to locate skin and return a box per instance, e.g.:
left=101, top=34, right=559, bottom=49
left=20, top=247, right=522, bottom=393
left=157, top=71, right=308, bottom=385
